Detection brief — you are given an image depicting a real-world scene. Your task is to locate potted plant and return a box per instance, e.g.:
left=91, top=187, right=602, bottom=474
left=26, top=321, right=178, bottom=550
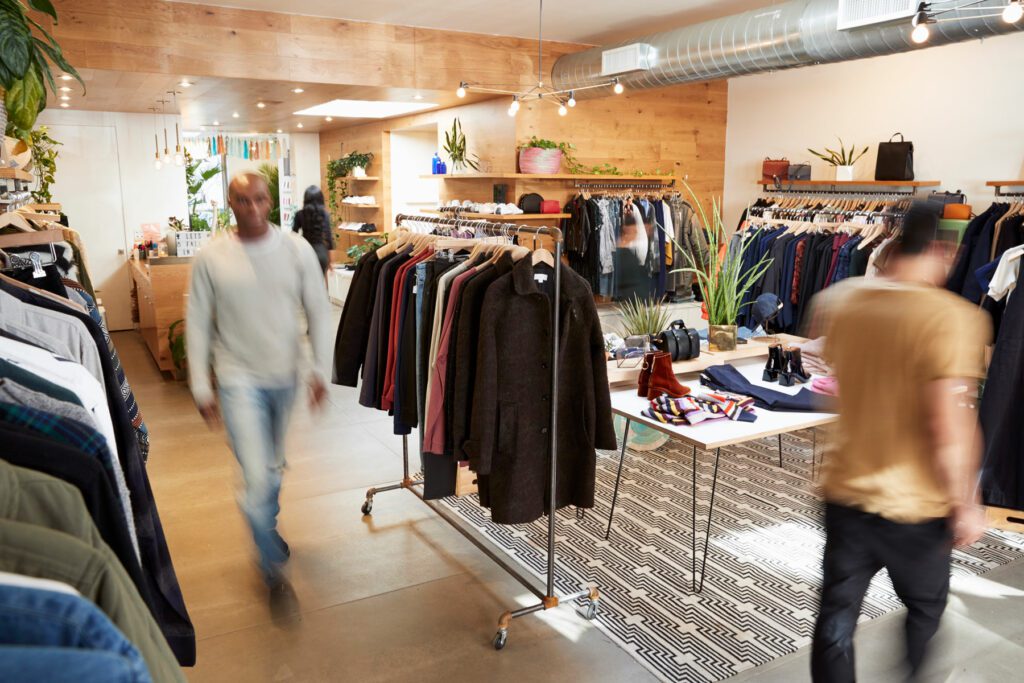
left=168, top=319, right=187, bottom=381
left=185, top=149, right=221, bottom=231
left=443, top=118, right=479, bottom=173
left=345, top=234, right=385, bottom=269
left=808, top=138, right=869, bottom=182
left=0, top=1, right=83, bottom=141
left=518, top=136, right=576, bottom=174
left=676, top=182, right=772, bottom=352
left=617, top=295, right=671, bottom=339
left=326, top=150, right=374, bottom=219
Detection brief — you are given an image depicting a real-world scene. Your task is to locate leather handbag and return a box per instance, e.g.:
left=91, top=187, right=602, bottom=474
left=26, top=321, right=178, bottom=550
left=655, top=320, right=701, bottom=362
left=761, top=158, right=790, bottom=184
left=540, top=199, right=561, bottom=214
left=943, top=204, right=972, bottom=220
left=874, top=133, right=914, bottom=181
left=517, top=192, right=543, bottom=214
left=927, top=190, right=966, bottom=206
left=788, top=163, right=811, bottom=181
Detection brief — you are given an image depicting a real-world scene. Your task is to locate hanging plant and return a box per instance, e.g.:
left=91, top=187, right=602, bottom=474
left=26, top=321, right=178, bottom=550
left=28, top=123, right=60, bottom=202
left=326, top=150, right=374, bottom=220
left=0, top=0, right=84, bottom=141
left=443, top=118, right=479, bottom=172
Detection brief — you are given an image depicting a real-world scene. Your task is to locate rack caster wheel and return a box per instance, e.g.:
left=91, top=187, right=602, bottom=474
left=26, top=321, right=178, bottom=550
left=585, top=601, right=599, bottom=621
left=361, top=499, right=373, bottom=516
left=493, top=629, right=508, bottom=650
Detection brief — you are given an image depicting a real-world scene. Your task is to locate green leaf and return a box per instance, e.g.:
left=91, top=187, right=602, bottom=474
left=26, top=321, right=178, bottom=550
left=0, top=13, right=32, bottom=84
left=26, top=0, right=58, bottom=21
left=33, top=37, right=84, bottom=93
left=5, top=68, right=44, bottom=131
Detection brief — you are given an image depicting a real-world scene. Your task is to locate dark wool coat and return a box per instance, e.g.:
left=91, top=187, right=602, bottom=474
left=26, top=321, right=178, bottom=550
left=463, top=256, right=617, bottom=525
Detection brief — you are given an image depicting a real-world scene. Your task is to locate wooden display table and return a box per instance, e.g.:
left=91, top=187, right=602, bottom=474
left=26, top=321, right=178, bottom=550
left=131, top=257, right=191, bottom=373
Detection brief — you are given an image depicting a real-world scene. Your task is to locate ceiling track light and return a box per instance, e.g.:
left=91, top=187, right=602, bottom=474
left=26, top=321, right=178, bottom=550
left=1005, top=0, right=1024, bottom=23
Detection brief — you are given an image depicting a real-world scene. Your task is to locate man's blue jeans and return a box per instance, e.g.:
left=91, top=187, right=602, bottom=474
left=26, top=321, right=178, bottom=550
left=218, top=383, right=297, bottom=583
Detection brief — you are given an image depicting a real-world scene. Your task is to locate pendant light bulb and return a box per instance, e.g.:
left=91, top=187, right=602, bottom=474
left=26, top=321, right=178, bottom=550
left=456, top=82, right=467, bottom=98
left=510, top=97, right=520, bottom=114
left=567, top=92, right=576, bottom=108
left=154, top=158, right=163, bottom=171
left=613, top=79, right=624, bottom=94
left=1004, top=1, right=1023, bottom=23
left=558, top=104, right=568, bottom=116
left=507, top=105, right=517, bottom=117
left=910, top=22, right=930, bottom=43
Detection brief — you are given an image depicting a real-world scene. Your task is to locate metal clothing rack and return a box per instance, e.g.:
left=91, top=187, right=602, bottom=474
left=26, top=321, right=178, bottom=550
left=758, top=181, right=936, bottom=197
left=573, top=179, right=676, bottom=190
left=987, top=180, right=1024, bottom=198
left=359, top=212, right=600, bottom=651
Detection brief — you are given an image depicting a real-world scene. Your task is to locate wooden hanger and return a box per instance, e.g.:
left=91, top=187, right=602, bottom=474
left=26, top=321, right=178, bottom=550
left=0, top=211, right=35, bottom=232
left=0, top=272, right=87, bottom=313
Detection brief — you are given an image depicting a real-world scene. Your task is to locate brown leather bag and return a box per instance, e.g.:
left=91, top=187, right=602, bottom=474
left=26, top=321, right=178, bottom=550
left=761, top=158, right=790, bottom=184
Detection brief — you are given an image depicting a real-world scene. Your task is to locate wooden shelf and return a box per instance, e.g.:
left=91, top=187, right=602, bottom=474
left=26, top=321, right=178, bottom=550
left=421, top=173, right=678, bottom=182
left=421, top=210, right=569, bottom=220
left=986, top=180, right=1024, bottom=186
left=346, top=176, right=380, bottom=181
left=756, top=179, right=940, bottom=187
left=0, top=168, right=33, bottom=181
left=341, top=203, right=380, bottom=209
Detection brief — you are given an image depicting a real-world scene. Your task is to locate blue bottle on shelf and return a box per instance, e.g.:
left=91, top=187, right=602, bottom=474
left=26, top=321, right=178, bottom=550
left=439, top=161, right=447, bottom=174
left=431, top=152, right=440, bottom=174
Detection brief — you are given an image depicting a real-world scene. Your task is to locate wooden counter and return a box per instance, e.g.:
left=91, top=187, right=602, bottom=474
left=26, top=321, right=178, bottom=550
left=131, top=257, right=191, bottom=373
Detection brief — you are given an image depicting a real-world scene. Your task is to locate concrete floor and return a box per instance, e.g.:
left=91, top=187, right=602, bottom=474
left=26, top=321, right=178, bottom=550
left=117, top=311, right=1024, bottom=682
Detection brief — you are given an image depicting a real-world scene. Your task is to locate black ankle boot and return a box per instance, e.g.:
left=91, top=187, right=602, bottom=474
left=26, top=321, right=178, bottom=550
left=779, top=350, right=795, bottom=387
left=762, top=345, right=783, bottom=382
left=789, top=347, right=812, bottom=382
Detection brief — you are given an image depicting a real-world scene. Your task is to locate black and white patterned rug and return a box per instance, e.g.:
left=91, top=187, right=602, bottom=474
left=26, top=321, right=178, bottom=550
left=439, top=430, right=1024, bottom=682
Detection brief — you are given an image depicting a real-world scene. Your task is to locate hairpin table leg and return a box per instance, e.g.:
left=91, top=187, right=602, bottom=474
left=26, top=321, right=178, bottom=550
left=604, top=419, right=631, bottom=540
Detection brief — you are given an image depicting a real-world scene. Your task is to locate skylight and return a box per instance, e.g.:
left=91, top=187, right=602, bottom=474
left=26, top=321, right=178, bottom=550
left=293, top=99, right=438, bottom=118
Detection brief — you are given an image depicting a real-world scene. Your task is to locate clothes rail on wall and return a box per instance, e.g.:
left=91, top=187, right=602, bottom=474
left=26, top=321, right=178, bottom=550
left=573, top=179, right=676, bottom=190
left=986, top=180, right=1024, bottom=197
left=359, top=212, right=600, bottom=651
left=758, top=179, right=940, bottom=196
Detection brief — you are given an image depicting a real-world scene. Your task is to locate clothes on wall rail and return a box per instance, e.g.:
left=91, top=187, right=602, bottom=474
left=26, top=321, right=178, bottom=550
left=946, top=202, right=1024, bottom=331
left=734, top=196, right=908, bottom=333
left=560, top=192, right=707, bottom=301
left=332, top=226, right=617, bottom=525
left=0, top=221, right=193, bottom=676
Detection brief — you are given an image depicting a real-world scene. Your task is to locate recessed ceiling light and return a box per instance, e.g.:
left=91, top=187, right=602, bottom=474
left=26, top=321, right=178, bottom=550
left=59, top=86, right=71, bottom=93
left=59, top=95, right=70, bottom=101
left=257, top=102, right=266, bottom=109
left=212, top=120, right=220, bottom=125
left=294, top=98, right=438, bottom=119
left=60, top=74, right=72, bottom=81
left=232, top=111, right=239, bottom=118
left=276, top=128, right=283, bottom=133
left=60, top=102, right=69, bottom=108
left=179, top=79, right=193, bottom=88
left=325, top=116, right=333, bottom=122
left=413, top=93, right=424, bottom=101
left=297, top=122, right=304, bottom=128
left=292, top=87, right=305, bottom=94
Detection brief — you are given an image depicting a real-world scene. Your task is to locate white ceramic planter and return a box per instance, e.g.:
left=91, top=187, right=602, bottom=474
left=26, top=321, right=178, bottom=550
left=352, top=166, right=366, bottom=178
left=835, top=165, right=855, bottom=182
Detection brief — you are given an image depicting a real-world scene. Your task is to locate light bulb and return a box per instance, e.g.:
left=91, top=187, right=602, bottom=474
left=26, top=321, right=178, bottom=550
left=59, top=86, right=71, bottom=93
left=558, top=104, right=568, bottom=116
left=292, top=87, right=304, bottom=94
left=613, top=81, right=625, bottom=94
left=1004, top=1, right=1023, bottom=23
left=325, top=116, right=333, bottom=122
left=510, top=98, right=520, bottom=113
left=154, top=158, right=163, bottom=170
left=256, top=102, right=266, bottom=109
left=163, top=151, right=171, bottom=164
left=276, top=128, right=283, bottom=133
left=567, top=92, right=576, bottom=108
left=59, top=102, right=69, bottom=108
left=174, top=152, right=185, bottom=166
left=297, top=122, right=304, bottom=128
left=232, top=111, right=240, bottom=118
left=507, top=106, right=517, bottom=117
left=456, top=85, right=467, bottom=98
left=911, top=23, right=930, bottom=43
left=179, top=79, right=192, bottom=88
left=60, top=95, right=70, bottom=101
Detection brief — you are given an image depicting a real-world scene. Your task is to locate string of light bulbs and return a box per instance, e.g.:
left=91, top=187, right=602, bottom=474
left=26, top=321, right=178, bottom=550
left=454, top=0, right=625, bottom=117
left=910, top=0, right=1022, bottom=44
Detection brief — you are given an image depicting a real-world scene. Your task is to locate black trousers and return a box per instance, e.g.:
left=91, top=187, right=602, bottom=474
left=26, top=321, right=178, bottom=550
left=811, top=503, right=952, bottom=682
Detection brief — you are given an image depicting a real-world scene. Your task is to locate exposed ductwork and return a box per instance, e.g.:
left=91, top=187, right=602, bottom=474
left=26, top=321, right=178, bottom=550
left=551, top=0, right=1024, bottom=95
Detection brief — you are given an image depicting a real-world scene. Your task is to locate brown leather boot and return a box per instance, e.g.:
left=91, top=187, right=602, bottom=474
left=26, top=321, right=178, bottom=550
left=637, top=351, right=658, bottom=397
left=646, top=351, right=690, bottom=399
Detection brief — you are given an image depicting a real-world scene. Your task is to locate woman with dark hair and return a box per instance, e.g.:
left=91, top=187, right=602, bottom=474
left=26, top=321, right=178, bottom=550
left=292, top=185, right=334, bottom=274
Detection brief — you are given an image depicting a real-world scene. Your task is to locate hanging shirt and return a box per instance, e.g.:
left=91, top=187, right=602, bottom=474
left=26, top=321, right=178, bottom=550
left=987, top=244, right=1024, bottom=303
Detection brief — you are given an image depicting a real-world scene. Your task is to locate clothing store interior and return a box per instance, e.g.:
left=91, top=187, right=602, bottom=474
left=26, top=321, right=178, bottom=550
left=3, top=1, right=1024, bottom=681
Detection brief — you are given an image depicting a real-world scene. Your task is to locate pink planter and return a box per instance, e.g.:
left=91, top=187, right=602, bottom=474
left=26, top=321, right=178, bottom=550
left=518, top=147, right=563, bottom=174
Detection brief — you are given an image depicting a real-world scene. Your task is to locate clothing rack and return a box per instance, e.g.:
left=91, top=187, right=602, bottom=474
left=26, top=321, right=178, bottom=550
left=359, top=213, right=600, bottom=651
left=573, top=179, right=675, bottom=190
left=986, top=181, right=1024, bottom=198
left=758, top=181, right=935, bottom=197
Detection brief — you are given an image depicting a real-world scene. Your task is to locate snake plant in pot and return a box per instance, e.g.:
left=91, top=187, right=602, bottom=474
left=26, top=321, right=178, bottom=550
left=675, top=181, right=773, bottom=351
left=0, top=0, right=83, bottom=141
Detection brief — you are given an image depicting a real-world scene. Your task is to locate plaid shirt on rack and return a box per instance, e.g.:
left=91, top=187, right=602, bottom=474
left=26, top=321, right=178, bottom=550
left=0, top=401, right=115, bottom=466
left=64, top=279, right=150, bottom=462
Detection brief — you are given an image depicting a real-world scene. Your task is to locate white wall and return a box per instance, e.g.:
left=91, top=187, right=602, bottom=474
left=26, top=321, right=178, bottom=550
left=290, top=133, right=322, bottom=202
left=38, top=109, right=189, bottom=239
left=389, top=129, right=439, bottom=220
left=723, top=34, right=1024, bottom=230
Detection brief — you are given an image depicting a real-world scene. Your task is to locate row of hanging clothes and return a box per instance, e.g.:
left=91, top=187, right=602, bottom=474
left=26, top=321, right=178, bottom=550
left=561, top=189, right=708, bottom=303
left=332, top=217, right=617, bottom=525
left=734, top=194, right=911, bottom=333
left=0, top=206, right=192, bottom=680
